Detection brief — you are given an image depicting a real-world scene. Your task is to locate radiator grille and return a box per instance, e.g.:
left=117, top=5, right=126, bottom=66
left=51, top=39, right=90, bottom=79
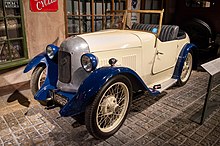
left=58, top=51, right=71, bottom=83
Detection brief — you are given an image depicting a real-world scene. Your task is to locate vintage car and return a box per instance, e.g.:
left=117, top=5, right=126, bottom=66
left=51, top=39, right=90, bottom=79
left=24, top=10, right=195, bottom=139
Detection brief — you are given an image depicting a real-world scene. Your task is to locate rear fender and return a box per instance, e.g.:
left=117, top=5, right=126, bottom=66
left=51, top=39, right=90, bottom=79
left=172, top=43, right=197, bottom=79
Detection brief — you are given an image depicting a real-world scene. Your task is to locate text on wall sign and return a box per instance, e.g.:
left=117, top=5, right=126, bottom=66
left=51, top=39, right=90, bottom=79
left=30, top=0, right=58, bottom=12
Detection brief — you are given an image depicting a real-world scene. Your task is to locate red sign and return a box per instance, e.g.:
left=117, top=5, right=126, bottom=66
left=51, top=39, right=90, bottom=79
left=30, top=0, right=58, bottom=12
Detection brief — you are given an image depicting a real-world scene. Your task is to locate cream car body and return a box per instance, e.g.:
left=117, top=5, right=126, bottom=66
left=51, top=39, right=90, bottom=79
left=80, top=29, right=190, bottom=89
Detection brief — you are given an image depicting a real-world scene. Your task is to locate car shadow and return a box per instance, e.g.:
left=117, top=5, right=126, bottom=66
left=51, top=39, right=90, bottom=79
left=130, top=91, right=167, bottom=112
left=7, top=89, right=30, bottom=107
left=69, top=91, right=167, bottom=144
left=19, top=91, right=167, bottom=145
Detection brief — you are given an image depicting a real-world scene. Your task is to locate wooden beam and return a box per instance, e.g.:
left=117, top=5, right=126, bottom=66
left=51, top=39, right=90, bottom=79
left=78, top=0, right=81, bottom=33
left=91, top=0, right=95, bottom=32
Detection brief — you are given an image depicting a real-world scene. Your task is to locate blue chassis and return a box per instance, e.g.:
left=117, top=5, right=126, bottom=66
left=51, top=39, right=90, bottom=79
left=24, top=43, right=196, bottom=117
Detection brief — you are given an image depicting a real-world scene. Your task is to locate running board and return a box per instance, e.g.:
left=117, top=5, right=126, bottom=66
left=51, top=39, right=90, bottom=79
left=149, top=78, right=177, bottom=94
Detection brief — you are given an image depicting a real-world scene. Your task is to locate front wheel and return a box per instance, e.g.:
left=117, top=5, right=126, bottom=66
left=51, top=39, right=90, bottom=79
left=85, top=75, right=132, bottom=139
left=177, top=52, right=193, bottom=86
left=30, top=65, right=47, bottom=105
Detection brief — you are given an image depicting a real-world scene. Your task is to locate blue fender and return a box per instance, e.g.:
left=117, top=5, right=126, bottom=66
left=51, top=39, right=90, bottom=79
left=60, top=66, right=159, bottom=117
left=172, top=43, right=197, bottom=79
left=23, top=52, right=58, bottom=101
left=23, top=52, right=48, bottom=73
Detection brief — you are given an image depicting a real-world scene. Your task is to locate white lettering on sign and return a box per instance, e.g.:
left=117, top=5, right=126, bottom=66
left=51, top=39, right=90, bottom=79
left=4, top=0, right=19, bottom=8
left=35, top=0, right=57, bottom=11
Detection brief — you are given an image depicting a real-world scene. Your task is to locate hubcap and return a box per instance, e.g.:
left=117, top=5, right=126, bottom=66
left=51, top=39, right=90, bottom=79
left=96, top=82, right=129, bottom=133
left=101, top=95, right=119, bottom=115
left=180, top=53, right=192, bottom=82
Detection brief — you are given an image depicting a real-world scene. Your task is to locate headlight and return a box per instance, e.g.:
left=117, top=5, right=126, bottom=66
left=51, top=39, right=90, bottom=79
left=46, top=44, right=59, bottom=59
left=81, top=53, right=98, bottom=72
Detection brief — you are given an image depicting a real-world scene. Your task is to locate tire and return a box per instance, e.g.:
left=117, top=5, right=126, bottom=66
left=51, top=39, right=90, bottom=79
left=30, top=65, right=47, bottom=106
left=177, top=51, right=193, bottom=86
left=85, top=75, right=132, bottom=139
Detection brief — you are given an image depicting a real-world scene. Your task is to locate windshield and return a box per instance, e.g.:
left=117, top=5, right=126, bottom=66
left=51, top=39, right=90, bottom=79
left=104, top=9, right=164, bottom=36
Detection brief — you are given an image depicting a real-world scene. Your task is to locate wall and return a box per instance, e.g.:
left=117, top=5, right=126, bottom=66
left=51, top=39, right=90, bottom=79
left=23, top=0, right=66, bottom=58
left=0, top=0, right=65, bottom=88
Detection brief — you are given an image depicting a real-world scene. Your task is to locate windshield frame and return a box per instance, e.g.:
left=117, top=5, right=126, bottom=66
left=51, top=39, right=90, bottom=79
left=104, top=9, right=164, bottom=37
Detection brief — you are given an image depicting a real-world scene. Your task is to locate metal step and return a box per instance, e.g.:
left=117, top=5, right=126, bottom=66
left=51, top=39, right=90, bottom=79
left=154, top=78, right=177, bottom=93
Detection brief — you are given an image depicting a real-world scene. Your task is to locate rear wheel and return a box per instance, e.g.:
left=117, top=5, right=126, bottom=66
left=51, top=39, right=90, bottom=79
left=177, top=52, right=193, bottom=86
left=85, top=75, right=132, bottom=139
left=30, top=65, right=47, bottom=105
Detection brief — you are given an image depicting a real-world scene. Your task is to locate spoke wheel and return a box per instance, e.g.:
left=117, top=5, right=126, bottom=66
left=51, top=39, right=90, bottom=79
left=177, top=52, right=193, bottom=86
left=37, top=67, right=46, bottom=89
left=30, top=65, right=48, bottom=106
left=85, top=75, right=132, bottom=139
left=97, top=82, right=129, bottom=132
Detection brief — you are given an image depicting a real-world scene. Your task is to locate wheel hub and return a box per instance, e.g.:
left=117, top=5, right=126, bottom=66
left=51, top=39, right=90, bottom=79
left=101, top=95, right=119, bottom=115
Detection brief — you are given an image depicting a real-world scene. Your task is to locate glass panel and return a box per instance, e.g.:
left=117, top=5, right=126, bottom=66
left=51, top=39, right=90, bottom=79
left=95, top=16, right=103, bottom=31
left=105, top=15, right=111, bottom=28
left=68, top=16, right=80, bottom=34
left=80, top=1, right=83, bottom=15
left=0, top=42, right=10, bottom=62
left=115, top=1, right=119, bottom=10
left=86, top=1, right=91, bottom=15
left=6, top=18, right=22, bottom=38
left=105, top=2, right=111, bottom=11
left=120, top=1, right=126, bottom=10
left=95, top=2, right=102, bottom=15
left=81, top=1, right=91, bottom=15
left=151, top=14, right=159, bottom=24
left=115, top=0, right=125, bottom=10
left=0, top=2, right=3, bottom=17
left=144, top=14, right=151, bottom=24
left=10, top=39, right=23, bottom=59
left=5, top=8, right=20, bottom=16
left=0, top=39, right=23, bottom=63
left=186, top=0, right=212, bottom=7
left=0, top=19, right=6, bottom=41
left=81, top=16, right=91, bottom=33
left=66, top=0, right=78, bottom=15
left=66, top=0, right=73, bottom=15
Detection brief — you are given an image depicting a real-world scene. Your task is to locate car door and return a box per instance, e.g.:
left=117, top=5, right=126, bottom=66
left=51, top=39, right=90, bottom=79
left=152, top=39, right=179, bottom=74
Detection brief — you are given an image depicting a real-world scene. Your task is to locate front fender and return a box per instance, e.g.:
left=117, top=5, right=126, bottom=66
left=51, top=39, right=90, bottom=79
left=60, top=66, right=159, bottom=117
left=172, top=43, right=197, bottom=79
left=34, top=56, right=58, bottom=101
left=23, top=52, right=58, bottom=101
left=23, top=52, right=48, bottom=73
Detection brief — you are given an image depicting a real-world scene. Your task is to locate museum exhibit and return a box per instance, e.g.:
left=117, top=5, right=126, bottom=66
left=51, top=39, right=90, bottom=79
left=0, top=0, right=220, bottom=145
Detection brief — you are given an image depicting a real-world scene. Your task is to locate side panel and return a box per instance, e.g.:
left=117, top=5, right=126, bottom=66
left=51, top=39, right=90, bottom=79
left=152, top=39, right=179, bottom=74
left=94, top=47, right=142, bottom=76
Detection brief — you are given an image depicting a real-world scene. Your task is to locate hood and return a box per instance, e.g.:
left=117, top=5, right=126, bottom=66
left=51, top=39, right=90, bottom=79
left=79, top=29, right=142, bottom=52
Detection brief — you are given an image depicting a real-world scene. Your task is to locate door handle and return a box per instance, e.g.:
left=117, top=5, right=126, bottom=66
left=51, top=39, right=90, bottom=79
left=156, top=51, right=164, bottom=55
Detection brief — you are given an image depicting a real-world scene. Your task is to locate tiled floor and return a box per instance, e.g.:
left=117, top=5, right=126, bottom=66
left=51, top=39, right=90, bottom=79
left=0, top=71, right=220, bottom=146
